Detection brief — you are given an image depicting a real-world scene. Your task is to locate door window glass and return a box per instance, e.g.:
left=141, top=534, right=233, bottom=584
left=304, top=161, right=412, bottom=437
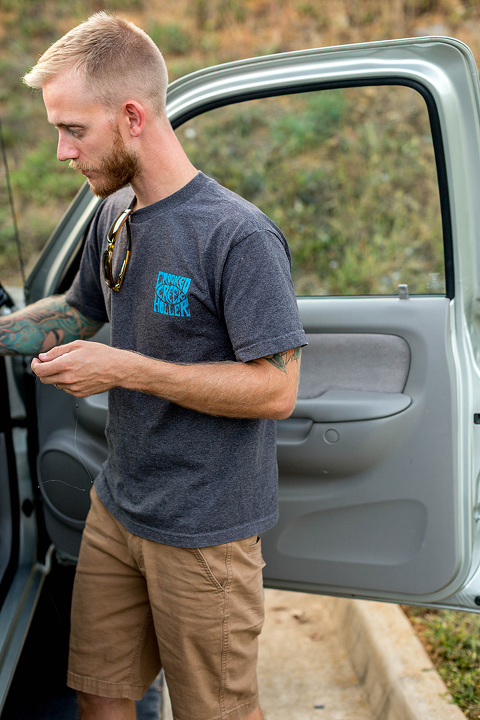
left=176, top=85, right=445, bottom=296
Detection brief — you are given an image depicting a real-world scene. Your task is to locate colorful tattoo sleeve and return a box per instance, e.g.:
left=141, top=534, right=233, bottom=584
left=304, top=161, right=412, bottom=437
left=0, top=295, right=103, bottom=356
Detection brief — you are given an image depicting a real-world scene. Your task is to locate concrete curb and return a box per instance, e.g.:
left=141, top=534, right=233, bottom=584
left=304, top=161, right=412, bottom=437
left=324, top=596, right=466, bottom=720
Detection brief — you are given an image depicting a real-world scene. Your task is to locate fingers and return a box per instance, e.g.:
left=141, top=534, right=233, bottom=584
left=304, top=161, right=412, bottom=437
left=31, top=355, right=61, bottom=382
left=38, top=341, right=79, bottom=362
left=31, top=341, right=79, bottom=381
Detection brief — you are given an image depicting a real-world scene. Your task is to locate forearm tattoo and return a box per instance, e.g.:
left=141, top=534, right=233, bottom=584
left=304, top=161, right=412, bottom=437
left=265, top=347, right=302, bottom=373
left=0, top=295, right=103, bottom=356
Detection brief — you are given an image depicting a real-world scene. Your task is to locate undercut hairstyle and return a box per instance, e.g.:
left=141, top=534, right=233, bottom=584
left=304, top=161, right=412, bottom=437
left=23, top=12, right=169, bottom=118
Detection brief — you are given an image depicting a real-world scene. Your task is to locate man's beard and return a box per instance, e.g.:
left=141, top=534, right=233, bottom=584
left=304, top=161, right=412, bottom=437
left=69, top=125, right=139, bottom=198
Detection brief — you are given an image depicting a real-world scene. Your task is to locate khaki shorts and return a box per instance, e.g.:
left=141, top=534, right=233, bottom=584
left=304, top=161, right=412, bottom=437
left=67, top=488, right=266, bottom=720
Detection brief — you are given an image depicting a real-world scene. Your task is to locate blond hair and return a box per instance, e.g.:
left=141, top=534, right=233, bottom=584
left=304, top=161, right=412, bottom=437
left=23, top=12, right=168, bottom=117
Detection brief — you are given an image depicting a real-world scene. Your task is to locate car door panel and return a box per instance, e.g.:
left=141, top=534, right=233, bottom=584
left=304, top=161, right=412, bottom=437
left=35, top=388, right=108, bottom=560
left=266, top=296, right=459, bottom=600
left=0, top=371, right=15, bottom=598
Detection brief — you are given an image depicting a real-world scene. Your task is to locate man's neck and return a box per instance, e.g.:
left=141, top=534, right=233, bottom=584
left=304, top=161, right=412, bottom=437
left=130, top=118, right=198, bottom=209
left=131, top=165, right=198, bottom=210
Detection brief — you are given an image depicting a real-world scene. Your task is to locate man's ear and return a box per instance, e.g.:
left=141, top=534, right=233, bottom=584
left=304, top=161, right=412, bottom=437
left=123, top=101, right=145, bottom=137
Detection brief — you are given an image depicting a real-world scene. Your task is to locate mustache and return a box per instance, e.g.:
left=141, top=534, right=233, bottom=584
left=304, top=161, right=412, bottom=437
left=69, top=160, right=96, bottom=172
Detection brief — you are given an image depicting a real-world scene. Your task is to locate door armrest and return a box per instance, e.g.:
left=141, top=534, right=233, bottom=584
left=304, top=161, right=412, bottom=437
left=292, top=390, right=411, bottom=422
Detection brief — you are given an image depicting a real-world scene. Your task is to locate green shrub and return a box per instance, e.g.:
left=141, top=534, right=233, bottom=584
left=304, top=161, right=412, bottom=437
left=148, top=22, right=193, bottom=55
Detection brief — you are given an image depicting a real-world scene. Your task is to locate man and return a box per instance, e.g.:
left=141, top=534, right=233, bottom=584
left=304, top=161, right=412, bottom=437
left=2, top=12, right=307, bottom=720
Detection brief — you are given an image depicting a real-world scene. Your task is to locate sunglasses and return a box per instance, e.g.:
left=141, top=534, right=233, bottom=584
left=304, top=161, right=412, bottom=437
left=102, top=208, right=133, bottom=292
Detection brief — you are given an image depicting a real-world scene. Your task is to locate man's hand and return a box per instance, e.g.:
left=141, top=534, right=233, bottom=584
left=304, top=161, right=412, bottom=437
left=31, top=341, right=122, bottom=397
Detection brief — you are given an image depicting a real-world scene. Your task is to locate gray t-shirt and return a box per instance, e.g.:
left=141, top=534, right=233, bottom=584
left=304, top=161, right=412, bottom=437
left=66, top=172, right=307, bottom=547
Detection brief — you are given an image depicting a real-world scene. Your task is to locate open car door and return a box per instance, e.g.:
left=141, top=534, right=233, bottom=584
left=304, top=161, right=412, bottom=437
left=27, top=36, right=480, bottom=612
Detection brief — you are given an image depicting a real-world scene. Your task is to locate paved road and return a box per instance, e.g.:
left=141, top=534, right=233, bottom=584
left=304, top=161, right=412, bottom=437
left=258, top=590, right=373, bottom=719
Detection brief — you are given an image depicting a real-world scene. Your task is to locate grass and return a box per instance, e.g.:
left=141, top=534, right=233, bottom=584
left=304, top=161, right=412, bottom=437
left=405, top=607, right=480, bottom=719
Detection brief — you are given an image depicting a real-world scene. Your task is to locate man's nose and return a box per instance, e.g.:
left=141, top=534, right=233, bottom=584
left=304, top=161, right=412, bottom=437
left=57, top=135, right=79, bottom=162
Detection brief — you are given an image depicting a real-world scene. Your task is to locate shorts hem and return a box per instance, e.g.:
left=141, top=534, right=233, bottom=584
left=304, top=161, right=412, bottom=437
left=172, top=695, right=259, bottom=720
left=222, top=695, right=260, bottom=720
left=66, top=671, right=149, bottom=701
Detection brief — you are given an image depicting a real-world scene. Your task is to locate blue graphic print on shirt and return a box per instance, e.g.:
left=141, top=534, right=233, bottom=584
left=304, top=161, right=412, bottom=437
left=154, top=270, right=191, bottom=317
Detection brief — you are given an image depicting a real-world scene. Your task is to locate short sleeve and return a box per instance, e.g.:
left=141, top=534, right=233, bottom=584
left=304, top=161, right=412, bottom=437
left=221, top=229, right=307, bottom=362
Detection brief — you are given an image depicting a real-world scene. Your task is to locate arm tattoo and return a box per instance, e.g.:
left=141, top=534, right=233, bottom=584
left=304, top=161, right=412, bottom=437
left=0, top=295, right=103, bottom=356
left=265, top=347, right=302, bottom=373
